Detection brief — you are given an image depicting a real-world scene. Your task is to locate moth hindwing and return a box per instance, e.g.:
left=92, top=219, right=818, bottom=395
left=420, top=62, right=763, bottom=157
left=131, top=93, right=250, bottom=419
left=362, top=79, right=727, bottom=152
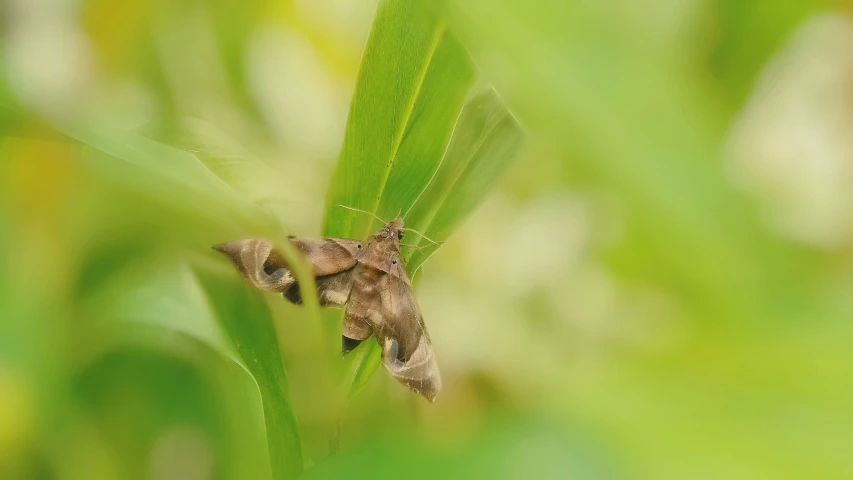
left=214, top=217, right=441, bottom=401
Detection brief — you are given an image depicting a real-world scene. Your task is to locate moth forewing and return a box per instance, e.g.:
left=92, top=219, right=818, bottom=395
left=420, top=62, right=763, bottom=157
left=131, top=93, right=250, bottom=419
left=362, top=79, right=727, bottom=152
left=381, top=335, right=442, bottom=402
left=214, top=237, right=360, bottom=297
left=290, top=237, right=362, bottom=276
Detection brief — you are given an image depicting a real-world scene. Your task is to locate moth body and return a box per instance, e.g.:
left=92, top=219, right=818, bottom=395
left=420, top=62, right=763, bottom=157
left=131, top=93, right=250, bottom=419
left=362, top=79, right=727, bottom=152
left=214, top=216, right=441, bottom=402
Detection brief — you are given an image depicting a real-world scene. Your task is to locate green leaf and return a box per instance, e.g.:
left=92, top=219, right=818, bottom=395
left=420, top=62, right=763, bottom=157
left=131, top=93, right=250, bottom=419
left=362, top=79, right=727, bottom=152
left=67, top=116, right=333, bottom=475
left=73, top=338, right=272, bottom=480
left=342, top=336, right=382, bottom=401
left=91, top=259, right=304, bottom=479
left=176, top=118, right=290, bottom=208
left=324, top=0, right=475, bottom=239
left=195, top=261, right=305, bottom=479
left=404, top=88, right=523, bottom=272
left=68, top=124, right=273, bottom=234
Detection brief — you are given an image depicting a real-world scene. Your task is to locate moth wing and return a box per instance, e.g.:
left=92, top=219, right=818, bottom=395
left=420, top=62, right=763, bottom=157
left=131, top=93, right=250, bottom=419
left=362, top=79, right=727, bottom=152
left=213, top=239, right=296, bottom=292
left=345, top=263, right=441, bottom=402
left=214, top=237, right=360, bottom=294
left=289, top=237, right=361, bottom=276
left=284, top=267, right=354, bottom=308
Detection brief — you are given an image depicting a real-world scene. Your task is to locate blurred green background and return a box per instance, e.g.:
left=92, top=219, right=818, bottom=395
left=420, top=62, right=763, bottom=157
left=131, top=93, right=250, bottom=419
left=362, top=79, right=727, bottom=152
left=2, top=0, right=853, bottom=479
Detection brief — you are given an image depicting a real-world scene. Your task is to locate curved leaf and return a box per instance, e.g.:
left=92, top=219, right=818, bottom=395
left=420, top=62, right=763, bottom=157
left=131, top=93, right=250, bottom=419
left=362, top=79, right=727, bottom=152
left=195, top=261, right=304, bottom=479
left=90, top=259, right=304, bottom=479
left=404, top=88, right=523, bottom=271
left=69, top=125, right=273, bottom=234
left=68, top=115, right=329, bottom=476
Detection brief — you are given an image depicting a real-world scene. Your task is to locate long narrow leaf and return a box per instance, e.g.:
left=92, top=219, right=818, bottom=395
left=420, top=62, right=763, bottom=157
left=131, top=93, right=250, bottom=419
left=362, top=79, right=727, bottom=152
left=323, top=0, right=475, bottom=396
left=196, top=262, right=305, bottom=479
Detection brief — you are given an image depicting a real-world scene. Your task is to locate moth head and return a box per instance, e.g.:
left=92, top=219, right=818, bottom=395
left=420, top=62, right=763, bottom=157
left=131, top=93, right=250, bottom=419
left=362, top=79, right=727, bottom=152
left=380, top=217, right=405, bottom=241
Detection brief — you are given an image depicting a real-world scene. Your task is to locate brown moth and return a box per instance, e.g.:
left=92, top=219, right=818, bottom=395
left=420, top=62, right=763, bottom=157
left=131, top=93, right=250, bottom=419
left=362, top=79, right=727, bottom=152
left=213, top=215, right=442, bottom=402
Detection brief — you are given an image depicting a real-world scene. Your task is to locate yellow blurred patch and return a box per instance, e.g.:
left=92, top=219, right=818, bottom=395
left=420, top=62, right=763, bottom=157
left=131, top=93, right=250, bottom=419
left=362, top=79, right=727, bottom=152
left=4, top=137, right=77, bottom=219
left=0, top=367, right=35, bottom=465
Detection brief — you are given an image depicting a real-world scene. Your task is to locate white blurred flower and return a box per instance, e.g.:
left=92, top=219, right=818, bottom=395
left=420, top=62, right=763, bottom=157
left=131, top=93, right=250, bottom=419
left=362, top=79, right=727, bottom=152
left=247, top=25, right=348, bottom=160
left=727, top=13, right=853, bottom=249
left=417, top=190, right=671, bottom=390
left=4, top=12, right=96, bottom=118
left=454, top=192, right=601, bottom=297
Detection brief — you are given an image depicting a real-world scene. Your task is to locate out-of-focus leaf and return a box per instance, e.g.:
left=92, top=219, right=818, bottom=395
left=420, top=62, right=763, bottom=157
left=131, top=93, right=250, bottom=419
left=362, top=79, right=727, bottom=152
left=71, top=125, right=327, bottom=312
left=438, top=0, right=813, bottom=322
left=73, top=346, right=263, bottom=479
left=175, top=117, right=316, bottom=231
left=710, top=0, right=834, bottom=108
left=177, top=118, right=275, bottom=198
left=103, top=263, right=236, bottom=358
left=90, top=259, right=304, bottom=479
left=404, top=88, right=523, bottom=271
left=68, top=125, right=273, bottom=234
left=195, top=261, right=305, bottom=479
left=304, top=417, right=622, bottom=480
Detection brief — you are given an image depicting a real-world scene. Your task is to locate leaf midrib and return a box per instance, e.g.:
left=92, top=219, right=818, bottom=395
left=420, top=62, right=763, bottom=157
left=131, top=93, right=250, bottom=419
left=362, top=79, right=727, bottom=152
left=365, top=23, right=447, bottom=235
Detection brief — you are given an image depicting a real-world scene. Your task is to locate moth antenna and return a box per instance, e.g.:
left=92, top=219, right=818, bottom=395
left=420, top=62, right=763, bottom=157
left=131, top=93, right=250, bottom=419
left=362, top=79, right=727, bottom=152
left=402, top=228, right=442, bottom=247
left=335, top=205, right=388, bottom=226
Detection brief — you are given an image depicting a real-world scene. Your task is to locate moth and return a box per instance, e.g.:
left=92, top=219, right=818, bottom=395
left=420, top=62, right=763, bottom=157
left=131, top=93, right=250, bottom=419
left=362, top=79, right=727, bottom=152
left=213, top=209, right=442, bottom=402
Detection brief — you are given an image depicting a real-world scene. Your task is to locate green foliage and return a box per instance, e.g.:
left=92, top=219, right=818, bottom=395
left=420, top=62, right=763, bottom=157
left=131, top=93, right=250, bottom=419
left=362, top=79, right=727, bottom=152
left=2, top=0, right=520, bottom=477
left=2, top=0, right=850, bottom=479
left=324, top=1, right=475, bottom=239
